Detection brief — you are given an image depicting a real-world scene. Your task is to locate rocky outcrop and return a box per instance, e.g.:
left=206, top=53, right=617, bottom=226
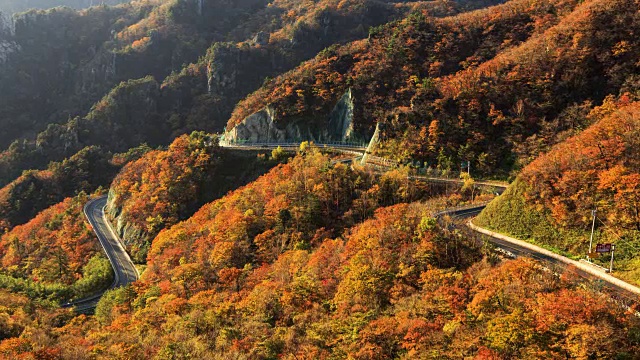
left=106, top=189, right=146, bottom=250
left=207, top=44, right=241, bottom=95
left=225, top=88, right=357, bottom=144
left=251, top=31, right=270, bottom=46
left=1, top=0, right=129, bottom=16
left=0, top=40, right=18, bottom=64
left=35, top=121, right=80, bottom=157
left=361, top=122, right=381, bottom=165
left=225, top=106, right=316, bottom=143
left=75, top=49, right=118, bottom=99
left=324, top=88, right=354, bottom=141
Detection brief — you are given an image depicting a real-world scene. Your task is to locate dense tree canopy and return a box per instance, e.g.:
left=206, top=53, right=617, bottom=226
left=0, top=0, right=470, bottom=188
left=0, top=0, right=639, bottom=357
left=477, top=99, right=640, bottom=284
left=0, top=146, right=119, bottom=231
left=1, top=176, right=636, bottom=357
left=229, top=0, right=640, bottom=177
left=0, top=193, right=113, bottom=302
left=107, top=131, right=222, bottom=262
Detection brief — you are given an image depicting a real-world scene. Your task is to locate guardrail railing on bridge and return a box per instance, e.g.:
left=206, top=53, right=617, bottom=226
left=220, top=140, right=368, bottom=148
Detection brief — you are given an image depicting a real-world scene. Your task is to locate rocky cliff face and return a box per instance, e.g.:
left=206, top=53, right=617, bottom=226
left=0, top=7, right=126, bottom=150
left=225, top=106, right=311, bottom=143
left=0, top=0, right=128, bottom=16
left=225, top=88, right=357, bottom=144
left=207, top=44, right=241, bottom=96
left=0, top=39, right=17, bottom=63
left=206, top=41, right=285, bottom=99
left=105, top=189, right=146, bottom=253
left=324, top=88, right=354, bottom=141
left=76, top=49, right=117, bottom=95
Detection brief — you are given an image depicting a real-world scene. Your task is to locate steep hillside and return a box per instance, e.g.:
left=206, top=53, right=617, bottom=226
left=0, top=178, right=636, bottom=357
left=476, top=99, right=640, bottom=284
left=0, top=146, right=117, bottom=231
left=0, top=193, right=113, bottom=303
left=0, top=0, right=270, bottom=150
left=227, top=0, right=640, bottom=177
left=0, top=289, right=75, bottom=351
left=0, top=0, right=128, bottom=15
left=0, top=0, right=280, bottom=147
left=0, top=0, right=489, bottom=189
left=0, top=5, right=140, bottom=149
left=3, top=0, right=640, bottom=357
left=0, top=142, right=151, bottom=233
left=105, top=132, right=222, bottom=262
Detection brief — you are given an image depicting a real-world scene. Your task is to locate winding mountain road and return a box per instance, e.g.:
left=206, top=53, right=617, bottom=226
left=68, top=143, right=362, bottom=311
left=64, top=196, right=139, bottom=311
left=224, top=142, right=637, bottom=303
left=67, top=142, right=638, bottom=311
left=85, top=196, right=139, bottom=286
left=439, top=204, right=640, bottom=308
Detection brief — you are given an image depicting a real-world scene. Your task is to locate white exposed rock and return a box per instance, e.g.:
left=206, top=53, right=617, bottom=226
left=251, top=31, right=270, bottom=46
left=226, top=106, right=314, bottom=143
left=106, top=189, right=144, bottom=248
left=361, top=122, right=381, bottom=165
left=0, top=40, right=19, bottom=64
left=197, top=0, right=204, bottom=16
left=207, top=47, right=239, bottom=95
left=325, top=88, right=354, bottom=141
left=226, top=88, right=356, bottom=144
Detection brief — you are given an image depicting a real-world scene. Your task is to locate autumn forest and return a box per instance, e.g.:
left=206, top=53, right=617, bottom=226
left=1, top=0, right=640, bottom=358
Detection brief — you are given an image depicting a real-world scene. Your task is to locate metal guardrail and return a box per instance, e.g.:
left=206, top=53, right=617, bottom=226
left=434, top=203, right=490, bottom=219
left=221, top=141, right=510, bottom=192
left=364, top=155, right=397, bottom=166
left=410, top=175, right=508, bottom=192
left=221, top=140, right=368, bottom=149
left=432, top=203, right=640, bottom=310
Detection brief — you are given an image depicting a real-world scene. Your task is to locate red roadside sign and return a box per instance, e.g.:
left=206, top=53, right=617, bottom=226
left=596, top=243, right=612, bottom=253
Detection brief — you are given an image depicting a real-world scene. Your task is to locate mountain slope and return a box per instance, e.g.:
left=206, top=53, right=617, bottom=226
left=2, top=0, right=640, bottom=357
left=0, top=0, right=470, bottom=188
left=0, top=193, right=113, bottom=303
left=476, top=98, right=640, bottom=284
left=1, top=154, right=637, bottom=357
left=0, top=0, right=128, bottom=15
left=0, top=146, right=118, bottom=230
left=226, top=0, right=640, bottom=177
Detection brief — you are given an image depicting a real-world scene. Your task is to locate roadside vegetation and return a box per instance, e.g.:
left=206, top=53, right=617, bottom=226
left=477, top=99, right=640, bottom=285
left=1, top=150, right=638, bottom=358
left=0, top=193, right=114, bottom=303
left=1, top=0, right=640, bottom=357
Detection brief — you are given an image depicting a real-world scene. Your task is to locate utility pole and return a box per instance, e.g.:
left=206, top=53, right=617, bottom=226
left=588, top=209, right=597, bottom=259
left=609, top=244, right=615, bottom=273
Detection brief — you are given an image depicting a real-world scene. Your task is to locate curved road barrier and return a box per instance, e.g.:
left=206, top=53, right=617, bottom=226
left=435, top=203, right=640, bottom=307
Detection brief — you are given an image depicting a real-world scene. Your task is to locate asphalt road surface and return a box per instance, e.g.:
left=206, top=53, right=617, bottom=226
left=64, top=196, right=139, bottom=311
left=65, top=148, right=638, bottom=312
left=441, top=206, right=640, bottom=309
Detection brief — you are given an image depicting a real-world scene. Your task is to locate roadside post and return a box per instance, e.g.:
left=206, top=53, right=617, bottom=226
left=610, top=244, right=616, bottom=273
left=588, top=209, right=597, bottom=259
left=592, top=243, right=615, bottom=273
